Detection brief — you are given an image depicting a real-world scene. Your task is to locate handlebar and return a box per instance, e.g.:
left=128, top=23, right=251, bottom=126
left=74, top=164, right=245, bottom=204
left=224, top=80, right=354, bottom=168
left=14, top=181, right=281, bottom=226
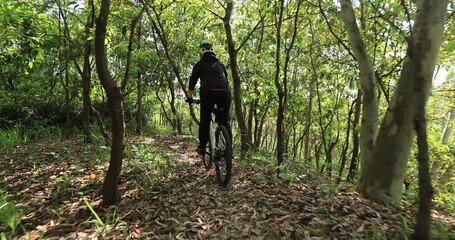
left=187, top=99, right=223, bottom=113
left=187, top=99, right=201, bottom=104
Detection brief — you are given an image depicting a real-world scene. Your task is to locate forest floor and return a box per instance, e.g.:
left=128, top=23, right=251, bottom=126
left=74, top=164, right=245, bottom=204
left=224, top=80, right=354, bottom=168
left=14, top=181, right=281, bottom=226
left=0, top=133, right=454, bottom=239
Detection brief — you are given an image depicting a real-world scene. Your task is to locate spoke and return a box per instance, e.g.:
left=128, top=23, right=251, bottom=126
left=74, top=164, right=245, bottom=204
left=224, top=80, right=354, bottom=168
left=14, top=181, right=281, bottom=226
left=219, top=134, right=226, bottom=149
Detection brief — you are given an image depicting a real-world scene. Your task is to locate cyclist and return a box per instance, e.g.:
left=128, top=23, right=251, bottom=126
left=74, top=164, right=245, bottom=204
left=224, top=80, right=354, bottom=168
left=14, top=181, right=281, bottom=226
left=186, top=43, right=231, bottom=156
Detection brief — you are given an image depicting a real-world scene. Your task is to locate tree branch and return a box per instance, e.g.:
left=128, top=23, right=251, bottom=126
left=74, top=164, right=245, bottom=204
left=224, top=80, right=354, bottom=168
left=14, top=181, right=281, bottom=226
left=368, top=0, right=408, bottom=37
left=446, top=9, right=455, bottom=23
left=216, top=0, right=226, bottom=10
left=206, top=7, right=223, bottom=20
left=318, top=1, right=356, bottom=61
left=121, top=6, right=145, bottom=93
left=400, top=0, right=412, bottom=33
left=235, top=14, right=265, bottom=52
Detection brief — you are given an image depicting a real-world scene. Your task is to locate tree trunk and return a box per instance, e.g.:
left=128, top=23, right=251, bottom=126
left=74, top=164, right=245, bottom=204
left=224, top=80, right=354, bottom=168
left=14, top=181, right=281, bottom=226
left=274, top=0, right=301, bottom=170
left=91, top=106, right=111, bottom=146
left=338, top=100, right=354, bottom=183
left=252, top=13, right=265, bottom=150
left=64, top=44, right=70, bottom=132
left=304, top=79, right=314, bottom=163
left=359, top=0, right=449, bottom=206
left=438, top=107, right=455, bottom=187
left=274, top=0, right=285, bottom=170
left=95, top=0, right=125, bottom=206
left=247, top=101, right=254, bottom=147
left=82, top=0, right=95, bottom=142
left=57, top=2, right=72, bottom=132
left=413, top=94, right=433, bottom=240
left=347, top=90, right=362, bottom=182
left=304, top=129, right=311, bottom=163
left=121, top=7, right=144, bottom=94
left=262, top=125, right=270, bottom=150
left=440, top=107, right=455, bottom=143
left=167, top=76, right=181, bottom=134
left=223, top=1, right=252, bottom=159
left=59, top=0, right=95, bottom=142
left=293, top=129, right=306, bottom=161
left=136, top=23, right=143, bottom=135
left=412, top=4, right=443, bottom=232
left=253, top=100, right=259, bottom=148
left=430, top=107, right=454, bottom=181
left=325, top=135, right=339, bottom=178
left=315, top=76, right=336, bottom=173
left=59, top=0, right=95, bottom=143
left=156, top=90, right=174, bottom=130
left=255, top=100, right=270, bottom=150
left=306, top=20, right=319, bottom=165
left=339, top=0, right=379, bottom=189
left=144, top=5, right=199, bottom=125
left=315, top=141, right=322, bottom=170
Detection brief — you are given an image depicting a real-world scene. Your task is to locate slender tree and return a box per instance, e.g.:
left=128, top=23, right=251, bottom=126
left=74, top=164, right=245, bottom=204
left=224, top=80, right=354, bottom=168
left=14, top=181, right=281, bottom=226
left=95, top=0, right=126, bottom=205
left=81, top=0, right=95, bottom=143
left=205, top=0, right=264, bottom=158
left=360, top=0, right=449, bottom=206
left=136, top=22, right=143, bottom=134
left=413, top=78, right=433, bottom=240
left=142, top=0, right=198, bottom=127
left=221, top=1, right=253, bottom=158
left=437, top=96, right=455, bottom=187
left=121, top=6, right=145, bottom=94
left=347, top=90, right=362, bottom=181
left=339, top=0, right=379, bottom=189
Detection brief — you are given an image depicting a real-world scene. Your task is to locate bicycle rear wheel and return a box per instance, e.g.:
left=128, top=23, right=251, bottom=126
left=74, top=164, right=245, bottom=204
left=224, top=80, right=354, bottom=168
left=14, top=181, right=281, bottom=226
left=202, top=139, right=212, bottom=171
left=214, top=125, right=233, bottom=187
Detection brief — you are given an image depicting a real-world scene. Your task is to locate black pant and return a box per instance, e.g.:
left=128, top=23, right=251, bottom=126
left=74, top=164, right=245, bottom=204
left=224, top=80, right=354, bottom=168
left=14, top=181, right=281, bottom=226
left=199, top=91, right=231, bottom=149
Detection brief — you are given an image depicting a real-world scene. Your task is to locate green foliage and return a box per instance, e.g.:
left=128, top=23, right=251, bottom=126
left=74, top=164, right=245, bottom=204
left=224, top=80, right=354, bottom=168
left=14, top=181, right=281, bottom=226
left=52, top=174, right=76, bottom=201
left=149, top=121, right=174, bottom=134
left=431, top=222, right=455, bottom=240
left=364, top=229, right=389, bottom=240
left=400, top=215, right=410, bottom=240
left=92, top=145, right=110, bottom=165
left=0, top=122, right=67, bottom=150
left=319, top=180, right=340, bottom=196
left=0, top=191, right=22, bottom=234
left=84, top=199, right=104, bottom=227
left=0, top=126, right=24, bottom=150
left=433, top=193, right=455, bottom=217
left=276, top=164, right=299, bottom=182
left=124, top=144, right=174, bottom=197
left=83, top=198, right=131, bottom=235
left=23, top=120, right=63, bottom=140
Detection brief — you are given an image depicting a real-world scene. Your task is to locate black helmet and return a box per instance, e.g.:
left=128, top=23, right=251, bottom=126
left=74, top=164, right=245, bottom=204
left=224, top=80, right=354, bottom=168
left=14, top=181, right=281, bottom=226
left=199, top=42, right=213, bottom=54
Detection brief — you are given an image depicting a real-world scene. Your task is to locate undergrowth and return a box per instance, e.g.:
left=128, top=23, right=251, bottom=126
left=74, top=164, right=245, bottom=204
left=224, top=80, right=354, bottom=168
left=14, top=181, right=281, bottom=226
left=0, top=190, right=22, bottom=238
left=0, top=121, right=76, bottom=150
left=123, top=142, right=178, bottom=198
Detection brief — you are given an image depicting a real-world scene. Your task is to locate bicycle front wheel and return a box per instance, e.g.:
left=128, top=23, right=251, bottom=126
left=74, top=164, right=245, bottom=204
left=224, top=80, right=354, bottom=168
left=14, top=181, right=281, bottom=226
left=214, top=126, right=233, bottom=187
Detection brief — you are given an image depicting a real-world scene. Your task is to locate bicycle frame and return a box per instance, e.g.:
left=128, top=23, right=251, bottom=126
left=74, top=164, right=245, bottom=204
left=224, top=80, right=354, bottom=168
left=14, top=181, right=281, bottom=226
left=191, top=99, right=225, bottom=159
left=208, top=111, right=218, bottom=159
left=189, top=99, right=232, bottom=187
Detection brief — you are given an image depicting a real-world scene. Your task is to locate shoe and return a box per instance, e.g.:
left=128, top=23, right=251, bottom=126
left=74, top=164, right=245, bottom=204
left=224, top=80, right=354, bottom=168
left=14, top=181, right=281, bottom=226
left=197, top=147, right=205, bottom=156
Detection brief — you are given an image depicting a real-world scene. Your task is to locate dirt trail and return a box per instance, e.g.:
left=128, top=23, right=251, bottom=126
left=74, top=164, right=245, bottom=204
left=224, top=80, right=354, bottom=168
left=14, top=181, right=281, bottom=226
left=122, top=135, right=404, bottom=239
left=0, top=134, right=453, bottom=239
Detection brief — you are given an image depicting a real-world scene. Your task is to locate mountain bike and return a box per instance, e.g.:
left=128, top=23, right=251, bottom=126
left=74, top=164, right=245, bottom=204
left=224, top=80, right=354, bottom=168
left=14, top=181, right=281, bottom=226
left=192, top=99, right=233, bottom=187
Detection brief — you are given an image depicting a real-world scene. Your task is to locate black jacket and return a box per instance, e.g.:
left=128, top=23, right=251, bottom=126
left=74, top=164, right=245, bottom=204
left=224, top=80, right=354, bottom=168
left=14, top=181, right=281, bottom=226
left=189, top=52, right=230, bottom=93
